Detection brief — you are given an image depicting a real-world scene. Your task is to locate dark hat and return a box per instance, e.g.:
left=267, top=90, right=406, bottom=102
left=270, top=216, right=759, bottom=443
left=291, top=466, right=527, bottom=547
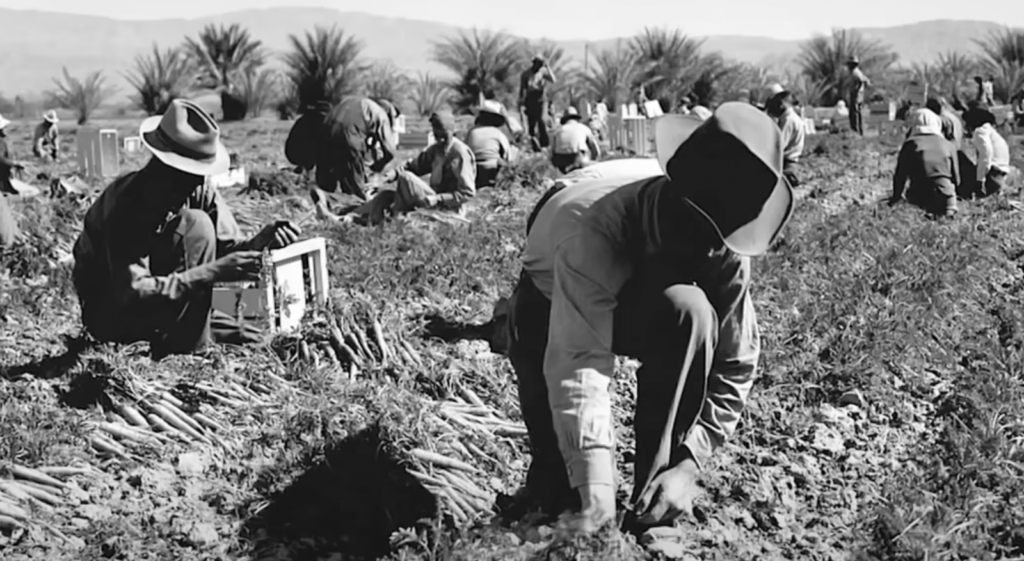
left=429, top=109, right=457, bottom=130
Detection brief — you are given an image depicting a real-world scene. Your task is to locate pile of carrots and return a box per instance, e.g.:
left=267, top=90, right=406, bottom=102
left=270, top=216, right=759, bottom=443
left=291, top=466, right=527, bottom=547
left=279, top=312, right=424, bottom=378
left=0, top=463, right=90, bottom=543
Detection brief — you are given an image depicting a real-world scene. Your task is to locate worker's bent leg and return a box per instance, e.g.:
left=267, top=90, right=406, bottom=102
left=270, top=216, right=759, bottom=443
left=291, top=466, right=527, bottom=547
left=934, top=177, right=957, bottom=215
left=0, top=193, right=19, bottom=248
left=614, top=281, right=718, bottom=505
left=984, top=168, right=1007, bottom=197
left=394, top=171, right=438, bottom=213
left=338, top=143, right=370, bottom=201
left=148, top=209, right=217, bottom=356
left=508, top=271, right=578, bottom=515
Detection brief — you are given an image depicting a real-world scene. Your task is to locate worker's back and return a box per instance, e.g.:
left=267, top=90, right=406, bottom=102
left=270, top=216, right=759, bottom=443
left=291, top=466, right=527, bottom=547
left=552, top=121, right=592, bottom=155
left=465, top=126, right=510, bottom=168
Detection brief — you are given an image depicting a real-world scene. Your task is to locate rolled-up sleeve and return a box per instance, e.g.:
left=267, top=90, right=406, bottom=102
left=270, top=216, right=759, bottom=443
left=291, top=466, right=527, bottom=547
left=975, top=130, right=993, bottom=182
left=682, top=259, right=760, bottom=469
left=545, top=232, right=633, bottom=488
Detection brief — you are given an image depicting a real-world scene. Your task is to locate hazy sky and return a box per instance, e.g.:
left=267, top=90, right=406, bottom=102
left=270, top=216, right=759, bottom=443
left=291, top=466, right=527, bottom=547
left=0, top=0, right=1018, bottom=40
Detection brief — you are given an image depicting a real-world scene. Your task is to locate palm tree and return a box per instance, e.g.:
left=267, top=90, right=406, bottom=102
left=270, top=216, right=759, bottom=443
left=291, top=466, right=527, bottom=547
left=124, top=44, right=195, bottom=115
left=976, top=28, right=1024, bottom=102
left=582, top=41, right=637, bottom=112
left=48, top=67, right=118, bottom=124
left=363, top=60, right=412, bottom=106
left=692, top=57, right=751, bottom=106
left=235, top=68, right=281, bottom=118
left=409, top=72, right=452, bottom=117
left=629, top=28, right=707, bottom=111
left=282, top=26, right=366, bottom=115
left=183, top=23, right=266, bottom=121
left=935, top=50, right=977, bottom=101
left=431, top=29, right=524, bottom=112
left=797, top=28, right=898, bottom=106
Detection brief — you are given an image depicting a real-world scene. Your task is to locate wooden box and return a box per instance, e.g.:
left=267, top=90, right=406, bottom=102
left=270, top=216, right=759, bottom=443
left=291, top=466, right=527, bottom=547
left=77, top=128, right=120, bottom=179
left=122, top=136, right=143, bottom=153
left=207, top=167, right=248, bottom=189
left=393, top=115, right=407, bottom=134
left=607, top=115, right=657, bottom=155
left=212, top=237, right=329, bottom=332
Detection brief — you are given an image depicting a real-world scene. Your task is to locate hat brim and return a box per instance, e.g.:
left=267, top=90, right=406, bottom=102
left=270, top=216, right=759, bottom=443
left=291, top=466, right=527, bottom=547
left=139, top=115, right=230, bottom=177
left=0, top=120, right=9, bottom=130
left=654, top=113, right=795, bottom=256
left=44, top=116, right=59, bottom=123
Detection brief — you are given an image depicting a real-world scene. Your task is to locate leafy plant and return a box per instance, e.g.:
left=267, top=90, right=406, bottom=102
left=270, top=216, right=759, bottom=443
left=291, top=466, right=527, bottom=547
left=362, top=60, right=412, bottom=107
left=47, top=67, right=118, bottom=124
left=124, top=44, right=195, bottom=115
left=629, top=27, right=708, bottom=110
left=235, top=67, right=282, bottom=119
left=282, top=25, right=366, bottom=114
left=431, top=29, right=524, bottom=112
left=183, top=23, right=266, bottom=121
left=797, top=28, right=898, bottom=105
left=581, top=41, right=637, bottom=112
left=975, top=28, right=1024, bottom=102
left=408, top=72, right=452, bottom=117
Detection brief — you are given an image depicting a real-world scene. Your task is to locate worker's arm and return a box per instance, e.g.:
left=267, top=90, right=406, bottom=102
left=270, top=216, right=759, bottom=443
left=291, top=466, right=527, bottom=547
left=518, top=73, right=528, bottom=107
left=201, top=186, right=250, bottom=254
left=106, top=231, right=221, bottom=308
left=544, top=65, right=556, bottom=83
left=683, top=254, right=759, bottom=470
left=585, top=129, right=601, bottom=161
left=435, top=145, right=476, bottom=208
left=403, top=144, right=436, bottom=177
left=975, top=129, right=993, bottom=183
left=892, top=143, right=911, bottom=201
left=950, top=144, right=961, bottom=189
left=371, top=112, right=397, bottom=172
left=498, top=132, right=511, bottom=163
left=0, top=140, right=18, bottom=168
left=546, top=231, right=634, bottom=489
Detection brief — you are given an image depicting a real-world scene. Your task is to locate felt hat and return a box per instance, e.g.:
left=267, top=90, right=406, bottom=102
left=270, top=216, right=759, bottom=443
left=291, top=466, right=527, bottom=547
left=909, top=108, right=942, bottom=136
left=139, top=99, right=230, bottom=176
left=0, top=114, right=9, bottom=130
left=43, top=110, right=59, bottom=124
left=561, top=106, right=582, bottom=124
left=654, top=102, right=795, bottom=256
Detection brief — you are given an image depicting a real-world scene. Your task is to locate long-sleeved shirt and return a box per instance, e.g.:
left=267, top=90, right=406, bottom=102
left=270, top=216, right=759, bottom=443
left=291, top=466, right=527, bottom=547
left=72, top=169, right=246, bottom=314
left=552, top=121, right=601, bottom=161
left=520, top=66, right=556, bottom=107
left=403, top=137, right=477, bottom=208
left=847, top=68, right=870, bottom=104
left=464, top=126, right=510, bottom=169
left=522, top=158, right=760, bottom=487
left=979, top=81, right=995, bottom=106
left=973, top=123, right=1010, bottom=182
left=939, top=109, right=964, bottom=150
left=331, top=97, right=397, bottom=169
left=33, top=122, right=59, bottom=155
left=778, top=107, right=806, bottom=163
left=893, top=134, right=960, bottom=200
left=0, top=137, right=16, bottom=192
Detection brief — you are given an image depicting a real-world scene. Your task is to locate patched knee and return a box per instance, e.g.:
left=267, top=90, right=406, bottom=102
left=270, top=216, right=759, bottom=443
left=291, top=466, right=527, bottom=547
left=177, top=209, right=216, bottom=242
left=663, top=285, right=718, bottom=337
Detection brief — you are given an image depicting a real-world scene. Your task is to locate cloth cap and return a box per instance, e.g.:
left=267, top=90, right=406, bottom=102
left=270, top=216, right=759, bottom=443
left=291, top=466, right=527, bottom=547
left=909, top=108, right=942, bottom=136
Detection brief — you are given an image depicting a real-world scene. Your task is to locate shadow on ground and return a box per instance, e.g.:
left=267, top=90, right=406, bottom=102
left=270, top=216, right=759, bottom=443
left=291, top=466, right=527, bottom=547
left=0, top=334, right=93, bottom=380
left=243, top=425, right=438, bottom=560
left=417, top=298, right=509, bottom=356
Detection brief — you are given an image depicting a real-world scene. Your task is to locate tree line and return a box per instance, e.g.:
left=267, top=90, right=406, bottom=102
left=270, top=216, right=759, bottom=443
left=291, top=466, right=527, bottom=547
left=4, top=23, right=1024, bottom=125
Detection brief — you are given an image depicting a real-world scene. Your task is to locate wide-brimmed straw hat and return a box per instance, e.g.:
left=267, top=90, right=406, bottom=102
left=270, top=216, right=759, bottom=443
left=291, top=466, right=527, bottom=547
left=139, top=99, right=230, bottom=176
left=43, top=110, right=59, bottom=124
left=0, top=114, right=10, bottom=130
left=654, top=102, right=795, bottom=256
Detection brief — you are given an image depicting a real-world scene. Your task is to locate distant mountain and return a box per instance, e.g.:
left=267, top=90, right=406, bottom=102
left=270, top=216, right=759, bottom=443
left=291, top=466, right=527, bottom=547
left=0, top=8, right=1008, bottom=99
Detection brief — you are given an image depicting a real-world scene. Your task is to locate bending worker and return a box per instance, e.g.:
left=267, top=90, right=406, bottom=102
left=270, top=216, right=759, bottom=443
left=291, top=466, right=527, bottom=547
left=465, top=100, right=513, bottom=188
left=891, top=108, right=960, bottom=218
left=504, top=103, right=794, bottom=534
left=550, top=107, right=600, bottom=174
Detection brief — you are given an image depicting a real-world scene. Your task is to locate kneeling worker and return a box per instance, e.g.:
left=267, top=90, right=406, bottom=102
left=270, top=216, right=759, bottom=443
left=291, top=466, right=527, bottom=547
left=506, top=103, right=794, bottom=534
left=72, top=100, right=302, bottom=358
left=551, top=107, right=600, bottom=174
left=891, top=108, right=959, bottom=217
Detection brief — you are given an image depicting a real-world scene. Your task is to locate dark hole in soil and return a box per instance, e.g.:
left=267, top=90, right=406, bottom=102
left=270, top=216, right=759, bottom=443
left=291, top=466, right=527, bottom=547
left=243, top=425, right=438, bottom=560
left=1, top=334, right=93, bottom=381
left=418, top=312, right=508, bottom=356
left=58, top=357, right=117, bottom=410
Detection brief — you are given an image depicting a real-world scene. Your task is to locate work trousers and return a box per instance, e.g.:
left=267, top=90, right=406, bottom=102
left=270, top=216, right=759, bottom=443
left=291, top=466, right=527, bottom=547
left=77, top=209, right=263, bottom=357
left=551, top=152, right=586, bottom=175
left=849, top=102, right=864, bottom=135
left=316, top=137, right=371, bottom=201
left=524, top=102, right=550, bottom=151
left=906, top=177, right=957, bottom=214
left=0, top=193, right=18, bottom=248
left=508, top=196, right=719, bottom=515
left=476, top=164, right=501, bottom=189
left=977, top=167, right=1007, bottom=198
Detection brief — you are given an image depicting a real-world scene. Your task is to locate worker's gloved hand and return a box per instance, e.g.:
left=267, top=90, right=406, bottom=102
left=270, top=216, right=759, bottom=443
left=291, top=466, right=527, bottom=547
left=209, top=251, right=264, bottom=283
left=633, top=459, right=700, bottom=527
left=250, top=221, right=302, bottom=250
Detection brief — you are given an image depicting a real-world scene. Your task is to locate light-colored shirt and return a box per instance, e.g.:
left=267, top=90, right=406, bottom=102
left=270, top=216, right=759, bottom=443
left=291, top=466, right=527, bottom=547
left=403, top=137, right=477, bottom=207
left=464, top=126, right=510, bottom=169
left=522, top=158, right=760, bottom=488
left=778, top=108, right=806, bottom=163
left=939, top=109, right=964, bottom=150
left=973, top=123, right=1010, bottom=182
left=552, top=121, right=600, bottom=160
left=33, top=122, right=59, bottom=153
left=848, top=68, right=870, bottom=104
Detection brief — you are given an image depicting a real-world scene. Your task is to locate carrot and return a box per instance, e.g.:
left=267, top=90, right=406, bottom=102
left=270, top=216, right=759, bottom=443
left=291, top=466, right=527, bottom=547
left=400, top=339, right=423, bottom=367
left=0, top=482, right=30, bottom=502
left=34, top=466, right=94, bottom=477
left=409, top=449, right=479, bottom=473
left=146, top=413, right=184, bottom=439
left=203, top=391, right=246, bottom=409
left=160, top=392, right=185, bottom=409
left=438, top=486, right=468, bottom=523
left=0, top=514, right=23, bottom=529
left=94, top=423, right=157, bottom=446
left=117, top=402, right=150, bottom=428
left=3, top=481, right=61, bottom=506
left=157, top=400, right=205, bottom=434
left=444, top=479, right=480, bottom=518
left=394, top=341, right=415, bottom=367
left=407, top=469, right=447, bottom=487
left=344, top=331, right=368, bottom=361
left=89, top=435, right=130, bottom=460
left=353, top=327, right=377, bottom=362
left=8, top=464, right=67, bottom=489
left=371, top=317, right=392, bottom=362
left=151, top=403, right=211, bottom=445
left=438, top=469, right=491, bottom=502
left=329, top=325, right=363, bottom=367
left=457, top=385, right=487, bottom=409
left=299, top=340, right=312, bottom=363
left=320, top=342, right=339, bottom=366
left=192, top=413, right=227, bottom=434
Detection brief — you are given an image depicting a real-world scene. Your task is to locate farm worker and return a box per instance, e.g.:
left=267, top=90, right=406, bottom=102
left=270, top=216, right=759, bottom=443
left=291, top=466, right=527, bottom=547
left=690, top=105, right=713, bottom=121
left=765, top=90, right=805, bottom=187
left=504, top=103, right=793, bottom=533
left=590, top=97, right=609, bottom=140
left=32, top=110, right=60, bottom=161
left=353, top=110, right=476, bottom=225
left=519, top=54, right=556, bottom=152
left=890, top=109, right=959, bottom=218
left=845, top=56, right=871, bottom=135
left=0, top=115, right=20, bottom=247
left=465, top=100, right=513, bottom=189
left=964, top=107, right=1010, bottom=198
left=284, top=96, right=399, bottom=211
left=72, top=100, right=302, bottom=358
left=1012, top=88, right=1024, bottom=127
left=550, top=107, right=601, bottom=175
left=975, top=76, right=995, bottom=107
left=925, top=97, right=964, bottom=150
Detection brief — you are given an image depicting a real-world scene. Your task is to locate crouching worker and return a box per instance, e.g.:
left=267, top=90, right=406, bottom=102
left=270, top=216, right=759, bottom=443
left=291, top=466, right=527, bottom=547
left=965, top=107, right=1010, bottom=198
left=765, top=90, right=805, bottom=186
left=465, top=100, right=513, bottom=189
left=353, top=110, right=476, bottom=224
left=72, top=100, right=302, bottom=358
left=891, top=109, right=959, bottom=217
left=550, top=107, right=600, bottom=174
left=504, top=103, right=794, bottom=534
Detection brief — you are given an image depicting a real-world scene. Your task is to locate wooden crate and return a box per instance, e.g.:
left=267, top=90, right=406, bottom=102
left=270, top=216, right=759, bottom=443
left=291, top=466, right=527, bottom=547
left=123, top=136, right=143, bottom=153
left=207, top=167, right=248, bottom=189
left=77, top=128, right=120, bottom=179
left=607, top=115, right=656, bottom=155
left=212, top=237, right=329, bottom=333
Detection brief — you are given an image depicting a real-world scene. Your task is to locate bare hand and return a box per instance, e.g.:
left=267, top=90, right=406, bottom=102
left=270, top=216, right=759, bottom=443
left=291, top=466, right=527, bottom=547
left=251, top=221, right=302, bottom=250
left=211, top=251, right=263, bottom=283
left=634, top=459, right=700, bottom=526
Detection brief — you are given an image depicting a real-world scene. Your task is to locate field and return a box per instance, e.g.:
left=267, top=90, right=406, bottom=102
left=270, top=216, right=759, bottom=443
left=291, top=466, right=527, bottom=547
left=2, top=116, right=1024, bottom=561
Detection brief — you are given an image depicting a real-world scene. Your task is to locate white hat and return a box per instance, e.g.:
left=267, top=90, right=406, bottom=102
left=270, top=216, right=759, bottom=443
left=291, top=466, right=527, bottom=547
left=909, top=108, right=942, bottom=137
left=43, top=110, right=59, bottom=124
left=654, top=102, right=794, bottom=256
left=139, top=99, right=230, bottom=176
left=690, top=106, right=713, bottom=121
left=0, top=114, right=10, bottom=130
left=768, top=83, right=785, bottom=96
left=478, top=99, right=505, bottom=116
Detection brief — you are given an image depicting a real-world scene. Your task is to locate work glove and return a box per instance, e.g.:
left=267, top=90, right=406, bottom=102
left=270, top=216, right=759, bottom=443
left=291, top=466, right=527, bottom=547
left=207, top=251, right=264, bottom=283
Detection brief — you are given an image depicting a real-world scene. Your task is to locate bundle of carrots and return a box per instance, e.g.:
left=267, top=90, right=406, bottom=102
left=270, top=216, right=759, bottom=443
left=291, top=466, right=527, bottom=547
left=0, top=463, right=90, bottom=542
left=277, top=311, right=423, bottom=378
